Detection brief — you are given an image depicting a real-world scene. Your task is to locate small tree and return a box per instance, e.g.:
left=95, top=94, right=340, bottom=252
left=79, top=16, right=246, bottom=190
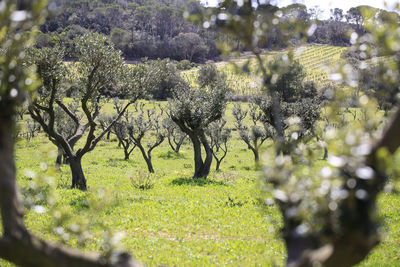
left=25, top=117, right=41, bottom=143
left=163, top=118, right=187, bottom=153
left=232, top=103, right=272, bottom=163
left=127, top=105, right=165, bottom=173
left=207, top=119, right=231, bottom=171
left=28, top=33, right=143, bottom=190
left=107, top=100, right=137, bottom=161
left=168, top=64, right=229, bottom=178
left=16, top=101, right=28, bottom=120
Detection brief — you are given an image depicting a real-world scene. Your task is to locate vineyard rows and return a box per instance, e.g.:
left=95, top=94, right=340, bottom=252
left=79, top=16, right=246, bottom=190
left=183, top=45, right=348, bottom=95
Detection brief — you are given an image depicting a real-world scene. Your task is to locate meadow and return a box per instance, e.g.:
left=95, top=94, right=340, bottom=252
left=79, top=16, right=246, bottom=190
left=2, top=44, right=400, bottom=267
left=2, top=99, right=400, bottom=267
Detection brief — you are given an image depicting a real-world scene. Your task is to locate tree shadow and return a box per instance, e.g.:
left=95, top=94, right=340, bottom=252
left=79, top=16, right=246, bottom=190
left=157, top=151, right=186, bottom=159
left=170, top=177, right=226, bottom=186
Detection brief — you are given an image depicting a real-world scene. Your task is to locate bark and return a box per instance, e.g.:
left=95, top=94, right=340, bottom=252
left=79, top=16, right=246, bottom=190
left=0, top=106, right=29, bottom=241
left=252, top=148, right=260, bottom=163
left=56, top=146, right=68, bottom=166
left=175, top=142, right=182, bottom=153
left=215, top=160, right=221, bottom=171
left=167, top=136, right=183, bottom=153
left=190, top=134, right=205, bottom=178
left=197, top=131, right=213, bottom=178
left=124, top=150, right=130, bottom=161
left=137, top=144, right=155, bottom=173
left=56, top=147, right=63, bottom=166
left=69, top=156, right=87, bottom=190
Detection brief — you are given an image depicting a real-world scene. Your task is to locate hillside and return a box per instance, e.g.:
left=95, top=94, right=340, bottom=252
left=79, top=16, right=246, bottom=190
left=184, top=44, right=348, bottom=96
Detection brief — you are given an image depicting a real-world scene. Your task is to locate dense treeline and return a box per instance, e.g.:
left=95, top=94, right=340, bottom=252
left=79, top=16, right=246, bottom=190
left=38, top=0, right=400, bottom=62
left=39, top=0, right=219, bottom=61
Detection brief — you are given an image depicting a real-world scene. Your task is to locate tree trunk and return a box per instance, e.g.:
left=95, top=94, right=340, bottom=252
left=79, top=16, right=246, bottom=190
left=175, top=142, right=182, bottom=153
left=69, top=157, right=87, bottom=190
left=138, top=145, right=154, bottom=173
left=323, top=146, right=328, bottom=160
left=145, top=157, right=154, bottom=173
left=252, top=148, right=259, bottom=163
left=56, top=152, right=62, bottom=166
left=167, top=137, right=176, bottom=152
left=215, top=160, right=221, bottom=171
left=199, top=132, right=213, bottom=177
left=124, top=149, right=130, bottom=160
left=63, top=153, right=69, bottom=164
left=0, top=107, right=29, bottom=239
left=191, top=135, right=205, bottom=178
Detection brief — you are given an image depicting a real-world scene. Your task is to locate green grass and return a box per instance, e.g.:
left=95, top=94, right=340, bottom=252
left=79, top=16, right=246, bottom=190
left=2, top=100, right=400, bottom=266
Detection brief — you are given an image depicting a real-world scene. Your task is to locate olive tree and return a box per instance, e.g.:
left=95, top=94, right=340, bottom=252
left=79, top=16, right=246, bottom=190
left=168, top=64, right=229, bottom=178
left=207, top=119, right=231, bottom=171
left=0, top=1, right=139, bottom=266
left=127, top=105, right=165, bottom=173
left=232, top=103, right=272, bottom=163
left=25, top=117, right=41, bottom=143
left=27, top=33, right=144, bottom=190
left=163, top=117, right=187, bottom=153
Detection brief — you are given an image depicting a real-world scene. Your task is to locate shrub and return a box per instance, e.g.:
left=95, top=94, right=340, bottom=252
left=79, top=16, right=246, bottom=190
left=129, top=171, right=156, bottom=190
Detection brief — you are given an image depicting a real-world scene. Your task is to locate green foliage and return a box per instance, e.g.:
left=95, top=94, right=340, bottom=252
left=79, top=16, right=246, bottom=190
left=176, top=59, right=195, bottom=70
left=169, top=83, right=228, bottom=132
left=254, top=59, right=322, bottom=142
left=72, top=32, right=124, bottom=99
left=0, top=0, right=46, bottom=105
left=144, top=58, right=187, bottom=100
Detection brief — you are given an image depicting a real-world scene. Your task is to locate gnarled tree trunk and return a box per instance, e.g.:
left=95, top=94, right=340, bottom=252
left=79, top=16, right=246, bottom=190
left=137, top=145, right=155, bottom=173
left=69, top=156, right=87, bottom=190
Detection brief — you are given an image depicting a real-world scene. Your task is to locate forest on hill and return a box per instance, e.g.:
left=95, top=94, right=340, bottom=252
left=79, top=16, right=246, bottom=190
left=38, top=0, right=399, bottom=61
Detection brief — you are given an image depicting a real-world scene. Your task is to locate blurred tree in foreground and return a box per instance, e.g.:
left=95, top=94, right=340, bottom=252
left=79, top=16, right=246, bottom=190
left=198, top=1, right=400, bottom=266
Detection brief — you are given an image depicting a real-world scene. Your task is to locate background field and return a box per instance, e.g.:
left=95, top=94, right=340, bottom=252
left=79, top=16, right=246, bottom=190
left=183, top=44, right=348, bottom=95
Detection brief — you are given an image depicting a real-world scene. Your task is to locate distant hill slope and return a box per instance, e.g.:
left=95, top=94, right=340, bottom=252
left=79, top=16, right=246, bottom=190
left=183, top=44, right=348, bottom=96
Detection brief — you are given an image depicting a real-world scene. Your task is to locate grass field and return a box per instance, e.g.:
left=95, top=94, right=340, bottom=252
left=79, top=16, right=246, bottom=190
left=2, top=100, right=400, bottom=266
